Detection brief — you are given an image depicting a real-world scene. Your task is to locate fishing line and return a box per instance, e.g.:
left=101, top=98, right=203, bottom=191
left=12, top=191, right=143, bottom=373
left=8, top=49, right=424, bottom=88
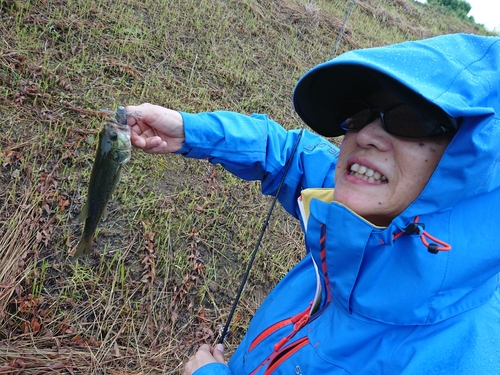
left=218, top=0, right=356, bottom=345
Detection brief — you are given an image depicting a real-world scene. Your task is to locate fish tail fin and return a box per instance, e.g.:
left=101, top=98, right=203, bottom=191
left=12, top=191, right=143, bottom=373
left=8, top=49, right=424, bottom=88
left=73, top=236, right=93, bottom=257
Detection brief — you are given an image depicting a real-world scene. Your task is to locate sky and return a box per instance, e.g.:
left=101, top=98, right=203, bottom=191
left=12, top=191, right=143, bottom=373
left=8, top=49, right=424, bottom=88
left=466, top=0, right=500, bottom=32
left=415, top=0, right=500, bottom=32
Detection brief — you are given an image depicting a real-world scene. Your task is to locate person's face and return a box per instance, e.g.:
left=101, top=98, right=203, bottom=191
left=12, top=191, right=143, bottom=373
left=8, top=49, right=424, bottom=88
left=333, top=91, right=453, bottom=226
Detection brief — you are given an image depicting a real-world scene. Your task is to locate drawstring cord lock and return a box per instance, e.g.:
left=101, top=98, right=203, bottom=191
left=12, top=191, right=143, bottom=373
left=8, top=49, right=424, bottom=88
left=404, top=222, right=425, bottom=235
left=426, top=243, right=439, bottom=254
left=401, top=217, right=452, bottom=254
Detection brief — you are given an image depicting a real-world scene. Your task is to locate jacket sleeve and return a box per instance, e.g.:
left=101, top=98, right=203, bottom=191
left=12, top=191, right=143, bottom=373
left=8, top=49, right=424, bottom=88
left=192, top=362, right=231, bottom=375
left=176, top=111, right=339, bottom=219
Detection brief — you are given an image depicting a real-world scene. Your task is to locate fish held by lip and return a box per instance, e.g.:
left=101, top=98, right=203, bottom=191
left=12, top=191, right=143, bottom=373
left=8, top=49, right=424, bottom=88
left=73, top=106, right=131, bottom=257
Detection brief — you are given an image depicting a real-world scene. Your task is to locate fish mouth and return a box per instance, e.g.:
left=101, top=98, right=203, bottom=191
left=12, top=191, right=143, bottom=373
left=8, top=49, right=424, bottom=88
left=349, top=163, right=388, bottom=183
left=113, top=123, right=130, bottom=131
left=105, top=121, right=130, bottom=133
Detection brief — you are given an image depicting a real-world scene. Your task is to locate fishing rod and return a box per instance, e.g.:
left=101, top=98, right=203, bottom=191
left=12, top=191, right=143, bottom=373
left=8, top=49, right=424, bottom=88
left=218, top=0, right=356, bottom=345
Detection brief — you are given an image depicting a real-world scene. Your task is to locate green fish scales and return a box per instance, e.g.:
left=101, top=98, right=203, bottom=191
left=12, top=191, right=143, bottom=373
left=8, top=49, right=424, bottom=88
left=74, top=106, right=131, bottom=257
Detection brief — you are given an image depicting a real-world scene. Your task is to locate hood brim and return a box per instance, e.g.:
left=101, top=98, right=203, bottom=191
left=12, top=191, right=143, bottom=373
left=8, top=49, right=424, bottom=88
left=292, top=57, right=455, bottom=137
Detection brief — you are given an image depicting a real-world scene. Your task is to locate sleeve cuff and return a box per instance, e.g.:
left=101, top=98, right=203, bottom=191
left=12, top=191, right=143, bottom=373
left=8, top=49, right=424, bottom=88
left=192, top=362, right=231, bottom=375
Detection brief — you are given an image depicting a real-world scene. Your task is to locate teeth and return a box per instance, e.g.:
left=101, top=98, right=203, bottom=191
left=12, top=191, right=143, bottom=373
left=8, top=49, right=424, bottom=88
left=349, top=163, right=387, bottom=183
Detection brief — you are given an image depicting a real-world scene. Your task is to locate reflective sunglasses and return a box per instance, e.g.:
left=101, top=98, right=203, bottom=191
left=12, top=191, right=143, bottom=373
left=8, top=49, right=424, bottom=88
left=335, top=100, right=453, bottom=139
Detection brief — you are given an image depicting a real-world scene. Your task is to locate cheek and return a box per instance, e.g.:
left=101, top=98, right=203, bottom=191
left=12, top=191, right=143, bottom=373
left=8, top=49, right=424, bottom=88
left=334, top=137, right=353, bottom=180
left=401, top=142, right=447, bottom=184
left=334, top=159, right=345, bottom=186
left=340, top=134, right=357, bottom=156
left=423, top=140, right=448, bottom=164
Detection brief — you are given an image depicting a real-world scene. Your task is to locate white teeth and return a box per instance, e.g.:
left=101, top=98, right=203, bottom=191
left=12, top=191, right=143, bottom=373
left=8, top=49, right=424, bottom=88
left=349, top=163, right=387, bottom=183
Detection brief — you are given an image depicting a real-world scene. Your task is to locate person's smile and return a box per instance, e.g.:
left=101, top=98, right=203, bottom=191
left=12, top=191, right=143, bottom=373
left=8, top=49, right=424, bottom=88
left=333, top=90, right=452, bottom=226
left=345, top=157, right=388, bottom=185
left=348, top=162, right=388, bottom=184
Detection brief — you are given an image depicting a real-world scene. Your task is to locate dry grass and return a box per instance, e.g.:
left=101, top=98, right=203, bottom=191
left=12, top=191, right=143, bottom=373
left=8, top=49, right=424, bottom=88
left=0, top=0, right=494, bottom=373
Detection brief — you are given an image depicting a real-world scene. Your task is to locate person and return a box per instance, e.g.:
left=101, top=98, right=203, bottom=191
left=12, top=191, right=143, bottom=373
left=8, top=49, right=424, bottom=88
left=127, top=33, right=500, bottom=374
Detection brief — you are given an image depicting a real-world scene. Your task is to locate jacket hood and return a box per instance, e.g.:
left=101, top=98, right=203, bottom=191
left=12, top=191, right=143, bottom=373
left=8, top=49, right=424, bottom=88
left=295, top=34, right=500, bottom=324
left=293, top=33, right=499, bottom=138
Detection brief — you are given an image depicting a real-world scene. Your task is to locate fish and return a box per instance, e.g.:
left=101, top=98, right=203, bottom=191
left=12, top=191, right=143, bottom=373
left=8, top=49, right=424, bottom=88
left=73, top=106, right=131, bottom=257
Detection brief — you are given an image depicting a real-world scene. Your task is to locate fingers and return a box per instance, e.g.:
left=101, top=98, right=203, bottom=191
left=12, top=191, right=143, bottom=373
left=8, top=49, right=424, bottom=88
left=127, top=104, right=169, bottom=154
left=129, top=132, right=147, bottom=148
left=212, top=344, right=225, bottom=362
left=126, top=103, right=158, bottom=125
left=183, top=344, right=226, bottom=375
left=125, top=103, right=185, bottom=154
left=130, top=134, right=169, bottom=154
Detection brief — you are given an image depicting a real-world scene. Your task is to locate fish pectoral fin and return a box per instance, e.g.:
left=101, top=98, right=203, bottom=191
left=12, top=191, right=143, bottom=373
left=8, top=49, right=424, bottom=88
left=115, top=165, right=123, bottom=184
left=78, top=201, right=89, bottom=223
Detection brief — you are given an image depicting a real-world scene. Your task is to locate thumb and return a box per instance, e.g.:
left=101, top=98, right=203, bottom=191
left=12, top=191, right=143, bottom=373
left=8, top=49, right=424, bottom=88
left=212, top=344, right=225, bottom=363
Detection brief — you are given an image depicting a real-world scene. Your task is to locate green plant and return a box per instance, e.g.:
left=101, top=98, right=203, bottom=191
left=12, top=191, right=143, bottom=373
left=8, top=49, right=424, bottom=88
left=0, top=0, right=492, bottom=372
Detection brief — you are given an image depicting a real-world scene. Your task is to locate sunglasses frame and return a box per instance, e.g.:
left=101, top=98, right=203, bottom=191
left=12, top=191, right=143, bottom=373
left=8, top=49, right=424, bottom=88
left=337, top=100, right=452, bottom=139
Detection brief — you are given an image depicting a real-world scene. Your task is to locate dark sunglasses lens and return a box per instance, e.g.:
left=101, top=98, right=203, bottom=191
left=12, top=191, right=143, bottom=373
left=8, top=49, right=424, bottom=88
left=336, top=101, right=371, bottom=129
left=384, top=105, right=444, bottom=138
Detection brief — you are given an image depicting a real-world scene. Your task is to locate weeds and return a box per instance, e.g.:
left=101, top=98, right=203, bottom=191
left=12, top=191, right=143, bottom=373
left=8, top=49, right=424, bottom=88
left=0, top=0, right=494, bottom=373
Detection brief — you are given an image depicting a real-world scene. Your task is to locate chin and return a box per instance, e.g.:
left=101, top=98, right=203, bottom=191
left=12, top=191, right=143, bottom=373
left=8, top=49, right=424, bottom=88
left=334, top=194, right=387, bottom=226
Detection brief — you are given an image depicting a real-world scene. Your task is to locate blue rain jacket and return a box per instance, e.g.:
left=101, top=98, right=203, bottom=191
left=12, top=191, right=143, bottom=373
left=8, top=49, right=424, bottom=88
left=177, top=34, right=500, bottom=374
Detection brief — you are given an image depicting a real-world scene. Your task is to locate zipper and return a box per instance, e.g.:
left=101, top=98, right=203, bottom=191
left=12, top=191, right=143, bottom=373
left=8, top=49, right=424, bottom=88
left=273, top=313, right=309, bottom=352
left=249, top=303, right=312, bottom=352
left=266, top=336, right=309, bottom=375
left=249, top=336, right=310, bottom=375
left=248, top=224, right=331, bottom=374
left=249, top=303, right=313, bottom=375
left=248, top=304, right=331, bottom=375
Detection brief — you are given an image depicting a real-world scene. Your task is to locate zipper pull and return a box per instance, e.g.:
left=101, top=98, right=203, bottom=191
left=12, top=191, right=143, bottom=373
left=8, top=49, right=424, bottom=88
left=273, top=337, right=289, bottom=352
left=294, top=314, right=309, bottom=331
left=273, top=314, right=310, bottom=352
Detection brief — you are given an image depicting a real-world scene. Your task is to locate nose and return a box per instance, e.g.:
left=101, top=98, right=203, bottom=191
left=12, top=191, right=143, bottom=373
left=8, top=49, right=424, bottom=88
left=354, top=118, right=392, bottom=151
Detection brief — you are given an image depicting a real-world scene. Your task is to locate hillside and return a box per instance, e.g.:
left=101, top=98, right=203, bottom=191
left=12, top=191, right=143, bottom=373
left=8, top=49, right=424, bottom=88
left=0, top=0, right=493, bottom=373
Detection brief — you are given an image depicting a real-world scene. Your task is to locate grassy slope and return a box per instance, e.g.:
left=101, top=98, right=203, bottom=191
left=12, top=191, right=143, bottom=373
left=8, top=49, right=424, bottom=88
left=0, top=0, right=494, bottom=373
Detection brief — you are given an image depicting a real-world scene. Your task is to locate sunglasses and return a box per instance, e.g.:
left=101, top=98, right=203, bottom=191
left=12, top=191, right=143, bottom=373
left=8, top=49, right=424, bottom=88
left=335, top=100, right=453, bottom=139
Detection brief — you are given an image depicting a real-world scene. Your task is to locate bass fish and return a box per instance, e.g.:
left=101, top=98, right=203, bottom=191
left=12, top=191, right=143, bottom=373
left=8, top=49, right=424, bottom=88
left=74, top=106, right=131, bottom=257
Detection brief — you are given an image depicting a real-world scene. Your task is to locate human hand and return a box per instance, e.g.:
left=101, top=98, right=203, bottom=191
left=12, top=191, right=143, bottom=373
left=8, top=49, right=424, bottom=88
left=184, top=344, right=226, bottom=375
left=126, top=103, right=185, bottom=154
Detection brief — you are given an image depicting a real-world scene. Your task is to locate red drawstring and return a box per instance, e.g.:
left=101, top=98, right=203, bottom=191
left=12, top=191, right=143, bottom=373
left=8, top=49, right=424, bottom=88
left=393, top=216, right=451, bottom=254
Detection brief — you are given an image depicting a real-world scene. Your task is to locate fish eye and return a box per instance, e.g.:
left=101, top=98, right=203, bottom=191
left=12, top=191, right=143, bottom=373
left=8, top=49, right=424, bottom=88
left=110, top=132, right=118, bottom=141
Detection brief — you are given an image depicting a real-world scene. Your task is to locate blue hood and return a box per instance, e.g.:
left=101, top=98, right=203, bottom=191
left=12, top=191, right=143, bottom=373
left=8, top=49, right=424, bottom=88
left=294, top=34, right=500, bottom=324
left=293, top=33, right=499, bottom=137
